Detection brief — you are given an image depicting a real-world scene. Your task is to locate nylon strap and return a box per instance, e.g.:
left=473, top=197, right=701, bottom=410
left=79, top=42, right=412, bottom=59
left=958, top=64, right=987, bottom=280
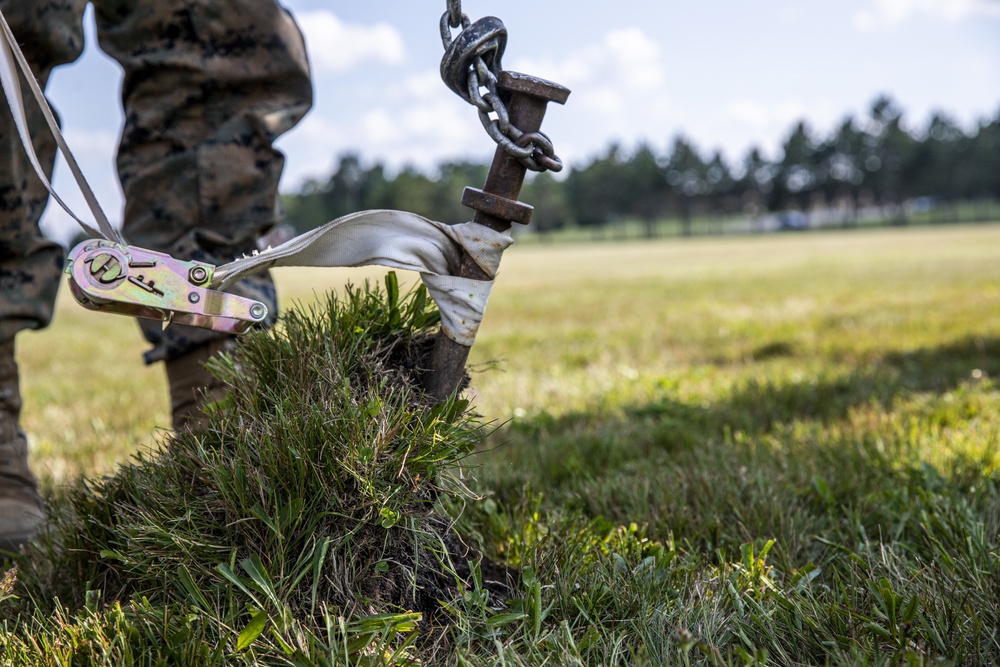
left=215, top=210, right=512, bottom=347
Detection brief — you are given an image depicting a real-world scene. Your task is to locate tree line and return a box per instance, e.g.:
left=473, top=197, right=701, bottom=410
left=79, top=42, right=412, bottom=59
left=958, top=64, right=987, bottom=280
left=283, top=95, right=1000, bottom=235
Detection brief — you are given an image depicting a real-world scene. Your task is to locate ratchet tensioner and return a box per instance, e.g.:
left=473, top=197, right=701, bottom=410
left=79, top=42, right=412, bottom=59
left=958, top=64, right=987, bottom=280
left=65, top=240, right=267, bottom=334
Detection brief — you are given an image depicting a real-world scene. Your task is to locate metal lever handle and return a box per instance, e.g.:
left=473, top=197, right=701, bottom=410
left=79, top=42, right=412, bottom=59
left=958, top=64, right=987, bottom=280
left=65, top=240, right=268, bottom=335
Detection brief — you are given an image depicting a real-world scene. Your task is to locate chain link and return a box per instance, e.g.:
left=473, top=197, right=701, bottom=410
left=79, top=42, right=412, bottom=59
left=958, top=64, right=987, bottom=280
left=445, top=0, right=464, bottom=28
left=439, top=9, right=469, bottom=49
left=439, top=1, right=563, bottom=173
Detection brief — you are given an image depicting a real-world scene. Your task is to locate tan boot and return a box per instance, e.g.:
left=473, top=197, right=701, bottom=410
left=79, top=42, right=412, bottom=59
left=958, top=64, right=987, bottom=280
left=0, top=340, right=44, bottom=553
left=164, top=338, right=233, bottom=431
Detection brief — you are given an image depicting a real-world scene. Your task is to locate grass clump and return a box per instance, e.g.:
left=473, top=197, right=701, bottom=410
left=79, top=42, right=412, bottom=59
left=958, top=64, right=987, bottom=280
left=2, top=274, right=502, bottom=664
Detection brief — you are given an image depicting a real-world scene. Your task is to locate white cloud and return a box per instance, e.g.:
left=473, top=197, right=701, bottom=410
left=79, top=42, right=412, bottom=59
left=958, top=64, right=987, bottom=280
left=603, top=29, right=664, bottom=91
left=511, top=27, right=666, bottom=116
left=579, top=87, right=625, bottom=116
left=854, top=0, right=1000, bottom=30
left=401, top=70, right=447, bottom=102
left=361, top=69, right=478, bottom=159
left=507, top=54, right=593, bottom=90
left=510, top=27, right=664, bottom=89
left=276, top=61, right=489, bottom=189
left=276, top=113, right=347, bottom=188
left=488, top=26, right=676, bottom=165
left=358, top=91, right=479, bottom=170
left=297, top=10, right=405, bottom=75
left=715, top=98, right=844, bottom=160
left=277, top=67, right=480, bottom=177
left=727, top=100, right=809, bottom=130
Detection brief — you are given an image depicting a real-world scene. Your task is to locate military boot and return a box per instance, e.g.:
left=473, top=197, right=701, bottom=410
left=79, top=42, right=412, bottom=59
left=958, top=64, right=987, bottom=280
left=0, top=339, right=45, bottom=553
left=165, top=338, right=234, bottom=431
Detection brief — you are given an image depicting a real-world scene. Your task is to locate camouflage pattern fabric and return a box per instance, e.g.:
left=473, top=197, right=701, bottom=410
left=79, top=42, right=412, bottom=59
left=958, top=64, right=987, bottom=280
left=0, top=1, right=85, bottom=344
left=0, top=0, right=312, bottom=362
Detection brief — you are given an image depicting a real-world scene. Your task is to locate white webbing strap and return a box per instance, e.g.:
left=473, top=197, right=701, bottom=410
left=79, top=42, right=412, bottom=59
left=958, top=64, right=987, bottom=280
left=0, top=9, right=125, bottom=245
left=215, top=210, right=513, bottom=346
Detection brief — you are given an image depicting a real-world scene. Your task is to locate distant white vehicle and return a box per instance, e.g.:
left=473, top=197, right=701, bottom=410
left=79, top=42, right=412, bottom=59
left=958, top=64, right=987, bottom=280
left=777, top=211, right=809, bottom=230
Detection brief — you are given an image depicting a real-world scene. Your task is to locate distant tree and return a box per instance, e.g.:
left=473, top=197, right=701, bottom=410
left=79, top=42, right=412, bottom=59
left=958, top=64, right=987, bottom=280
left=703, top=150, right=736, bottom=215
left=282, top=152, right=391, bottom=231
left=430, top=160, right=490, bottom=223
left=663, top=135, right=707, bottom=235
left=865, top=95, right=914, bottom=219
left=379, top=167, right=438, bottom=220
left=521, top=172, right=571, bottom=232
left=322, top=153, right=374, bottom=217
left=564, top=143, right=633, bottom=227
left=283, top=178, right=333, bottom=232
left=820, top=118, right=867, bottom=224
left=624, top=143, right=668, bottom=237
left=772, top=120, right=821, bottom=213
left=734, top=147, right=773, bottom=218
left=972, top=109, right=1000, bottom=200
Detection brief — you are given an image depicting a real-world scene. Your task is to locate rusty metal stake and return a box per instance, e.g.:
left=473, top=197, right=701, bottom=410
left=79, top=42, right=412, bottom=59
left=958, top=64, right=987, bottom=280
left=424, top=71, right=569, bottom=401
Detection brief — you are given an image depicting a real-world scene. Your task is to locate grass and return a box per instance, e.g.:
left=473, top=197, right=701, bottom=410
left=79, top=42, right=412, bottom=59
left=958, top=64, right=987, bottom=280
left=5, top=223, right=1000, bottom=664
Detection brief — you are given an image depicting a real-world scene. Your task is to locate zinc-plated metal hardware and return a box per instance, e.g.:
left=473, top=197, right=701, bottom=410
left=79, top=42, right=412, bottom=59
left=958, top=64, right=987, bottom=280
left=66, top=240, right=267, bottom=335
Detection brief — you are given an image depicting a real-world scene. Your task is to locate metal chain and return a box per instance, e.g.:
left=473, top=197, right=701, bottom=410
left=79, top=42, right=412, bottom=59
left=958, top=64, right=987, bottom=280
left=439, top=1, right=563, bottom=172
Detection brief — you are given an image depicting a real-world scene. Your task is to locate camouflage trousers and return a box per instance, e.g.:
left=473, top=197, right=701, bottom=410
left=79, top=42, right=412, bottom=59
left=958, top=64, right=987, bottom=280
left=0, top=0, right=312, bottom=362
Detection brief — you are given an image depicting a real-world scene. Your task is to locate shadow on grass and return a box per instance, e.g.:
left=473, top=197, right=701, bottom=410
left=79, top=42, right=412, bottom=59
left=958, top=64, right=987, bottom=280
left=719, top=334, right=998, bottom=434
left=514, top=333, right=999, bottom=435
left=486, top=334, right=1000, bottom=496
left=474, top=335, right=1000, bottom=566
left=729, top=333, right=1000, bottom=430
left=881, top=334, right=999, bottom=391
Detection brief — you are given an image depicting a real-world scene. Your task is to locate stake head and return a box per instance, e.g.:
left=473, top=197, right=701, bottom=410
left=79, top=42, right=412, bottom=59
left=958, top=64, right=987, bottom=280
left=498, top=71, right=570, bottom=105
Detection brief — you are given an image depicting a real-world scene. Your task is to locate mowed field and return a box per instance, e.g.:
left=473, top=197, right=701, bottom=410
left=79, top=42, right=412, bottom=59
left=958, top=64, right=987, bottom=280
left=14, top=223, right=1000, bottom=663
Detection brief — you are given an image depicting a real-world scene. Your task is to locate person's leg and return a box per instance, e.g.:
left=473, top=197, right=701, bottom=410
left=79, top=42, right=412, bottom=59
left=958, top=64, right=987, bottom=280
left=0, top=339, right=44, bottom=551
left=92, top=0, right=312, bottom=428
left=0, top=1, right=86, bottom=551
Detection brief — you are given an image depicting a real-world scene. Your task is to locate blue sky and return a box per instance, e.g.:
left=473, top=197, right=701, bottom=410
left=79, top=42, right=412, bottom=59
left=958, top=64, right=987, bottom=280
left=32, top=0, right=1000, bottom=243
